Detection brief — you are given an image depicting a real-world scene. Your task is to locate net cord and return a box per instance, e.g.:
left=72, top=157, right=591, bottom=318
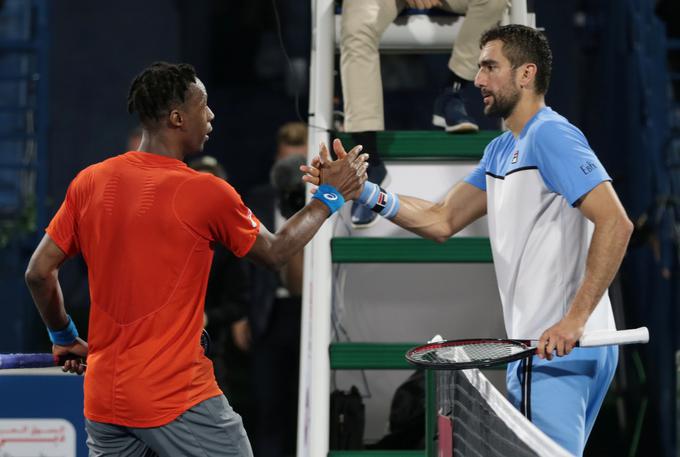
left=460, top=368, right=574, bottom=457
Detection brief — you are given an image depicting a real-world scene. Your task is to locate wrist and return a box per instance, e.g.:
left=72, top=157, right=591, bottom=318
left=312, top=184, right=345, bottom=216
left=48, top=315, right=79, bottom=346
left=565, top=307, right=588, bottom=326
left=358, top=181, right=380, bottom=206
left=357, top=180, right=400, bottom=220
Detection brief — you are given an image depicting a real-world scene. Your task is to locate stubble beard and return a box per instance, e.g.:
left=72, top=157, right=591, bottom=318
left=483, top=71, right=521, bottom=120
left=484, top=87, right=521, bottom=120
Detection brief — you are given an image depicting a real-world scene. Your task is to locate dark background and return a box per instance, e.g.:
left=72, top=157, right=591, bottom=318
left=0, top=0, right=678, bottom=455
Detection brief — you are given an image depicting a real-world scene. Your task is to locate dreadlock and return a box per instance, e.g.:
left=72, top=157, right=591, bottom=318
left=127, top=62, right=197, bottom=125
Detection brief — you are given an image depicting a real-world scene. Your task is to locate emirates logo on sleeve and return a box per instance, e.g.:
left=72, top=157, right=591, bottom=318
left=246, top=209, right=257, bottom=228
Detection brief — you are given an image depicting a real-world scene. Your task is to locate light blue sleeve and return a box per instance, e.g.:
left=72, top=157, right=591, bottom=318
left=533, top=121, right=611, bottom=206
left=464, top=145, right=490, bottom=191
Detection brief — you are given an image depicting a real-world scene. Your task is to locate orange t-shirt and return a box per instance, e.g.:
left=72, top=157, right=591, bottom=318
left=46, top=151, right=260, bottom=427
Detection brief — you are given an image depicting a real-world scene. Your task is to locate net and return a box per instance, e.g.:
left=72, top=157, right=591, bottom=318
left=437, top=368, right=573, bottom=457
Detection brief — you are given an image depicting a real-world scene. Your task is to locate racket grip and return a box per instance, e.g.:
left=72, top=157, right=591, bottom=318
left=0, top=353, right=57, bottom=369
left=0, top=353, right=83, bottom=369
left=579, top=327, right=649, bottom=347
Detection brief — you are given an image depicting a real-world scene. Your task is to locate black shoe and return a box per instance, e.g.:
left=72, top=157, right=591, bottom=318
left=432, top=88, right=479, bottom=133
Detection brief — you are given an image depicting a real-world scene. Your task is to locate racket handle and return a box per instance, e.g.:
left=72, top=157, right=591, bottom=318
left=0, top=353, right=82, bottom=369
left=579, top=327, right=649, bottom=347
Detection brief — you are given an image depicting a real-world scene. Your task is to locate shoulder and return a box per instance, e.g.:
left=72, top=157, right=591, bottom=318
left=484, top=131, right=514, bottom=157
left=66, top=162, right=105, bottom=196
left=176, top=173, right=246, bottom=210
left=525, top=115, right=592, bottom=169
left=487, top=130, right=514, bottom=149
left=71, top=155, right=131, bottom=186
left=182, top=169, right=238, bottom=196
left=529, top=109, right=586, bottom=145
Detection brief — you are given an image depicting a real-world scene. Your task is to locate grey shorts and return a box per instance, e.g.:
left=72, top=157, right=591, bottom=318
left=85, top=395, right=253, bottom=457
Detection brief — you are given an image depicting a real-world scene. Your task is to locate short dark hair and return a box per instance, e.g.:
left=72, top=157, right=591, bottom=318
left=127, top=62, right=197, bottom=125
left=480, top=25, right=552, bottom=94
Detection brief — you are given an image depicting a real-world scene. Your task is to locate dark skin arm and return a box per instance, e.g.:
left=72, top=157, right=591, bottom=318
left=280, top=249, right=304, bottom=296
left=25, top=235, right=88, bottom=374
left=246, top=139, right=367, bottom=269
left=25, top=140, right=365, bottom=371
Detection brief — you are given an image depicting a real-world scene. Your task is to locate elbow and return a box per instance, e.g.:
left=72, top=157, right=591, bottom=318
left=621, top=216, right=634, bottom=242
left=261, top=250, right=287, bottom=272
left=25, top=266, right=48, bottom=288
left=267, top=258, right=286, bottom=272
left=430, top=222, right=456, bottom=244
left=431, top=234, right=451, bottom=244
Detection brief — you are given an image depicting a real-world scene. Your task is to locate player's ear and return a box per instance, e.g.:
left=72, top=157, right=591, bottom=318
left=169, top=109, right=183, bottom=128
left=519, top=63, right=537, bottom=90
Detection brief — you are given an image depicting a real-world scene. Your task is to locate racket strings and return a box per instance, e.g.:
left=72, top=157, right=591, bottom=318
left=415, top=342, right=528, bottom=364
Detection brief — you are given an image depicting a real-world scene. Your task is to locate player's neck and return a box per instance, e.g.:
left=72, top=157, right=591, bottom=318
left=505, top=95, right=546, bottom=137
left=136, top=130, right=186, bottom=161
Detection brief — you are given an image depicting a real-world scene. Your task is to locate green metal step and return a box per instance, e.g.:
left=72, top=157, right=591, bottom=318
left=330, top=342, right=506, bottom=371
left=329, top=451, right=425, bottom=457
left=331, top=237, right=492, bottom=263
left=330, top=342, right=416, bottom=370
left=335, top=130, right=499, bottom=161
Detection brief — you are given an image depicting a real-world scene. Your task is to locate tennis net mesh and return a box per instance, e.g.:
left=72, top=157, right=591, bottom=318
left=437, top=368, right=573, bottom=457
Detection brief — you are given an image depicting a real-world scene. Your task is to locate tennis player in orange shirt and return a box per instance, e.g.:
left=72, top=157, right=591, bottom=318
left=24, top=62, right=367, bottom=456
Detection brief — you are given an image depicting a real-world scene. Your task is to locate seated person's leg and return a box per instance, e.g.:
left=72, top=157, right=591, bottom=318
left=433, top=0, right=507, bottom=132
left=340, top=0, right=404, bottom=133
left=340, top=0, right=404, bottom=227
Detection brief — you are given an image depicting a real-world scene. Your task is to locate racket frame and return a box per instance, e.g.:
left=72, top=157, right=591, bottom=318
left=405, top=338, right=536, bottom=370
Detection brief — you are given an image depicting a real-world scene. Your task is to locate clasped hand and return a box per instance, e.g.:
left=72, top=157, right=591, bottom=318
left=301, top=138, right=368, bottom=201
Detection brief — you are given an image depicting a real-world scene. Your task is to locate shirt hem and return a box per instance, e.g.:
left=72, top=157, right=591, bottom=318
left=45, top=227, right=76, bottom=257
left=568, top=178, right=612, bottom=207
left=235, top=228, right=259, bottom=258
left=84, top=389, right=223, bottom=428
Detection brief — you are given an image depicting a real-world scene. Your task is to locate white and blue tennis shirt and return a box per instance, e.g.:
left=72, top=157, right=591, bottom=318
left=465, top=107, right=617, bottom=340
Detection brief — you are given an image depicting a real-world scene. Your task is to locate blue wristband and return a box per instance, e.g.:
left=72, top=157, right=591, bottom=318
left=357, top=181, right=400, bottom=220
left=48, top=315, right=79, bottom=346
left=312, top=184, right=345, bottom=215
left=358, top=181, right=380, bottom=207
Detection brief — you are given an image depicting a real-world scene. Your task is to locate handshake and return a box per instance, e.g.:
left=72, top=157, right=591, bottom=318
left=271, top=139, right=369, bottom=218
left=301, top=139, right=369, bottom=201
left=272, top=138, right=400, bottom=225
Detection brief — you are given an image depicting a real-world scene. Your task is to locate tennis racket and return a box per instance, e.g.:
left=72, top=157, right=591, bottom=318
left=0, top=353, right=84, bottom=369
left=0, top=329, right=213, bottom=370
left=405, top=327, right=649, bottom=370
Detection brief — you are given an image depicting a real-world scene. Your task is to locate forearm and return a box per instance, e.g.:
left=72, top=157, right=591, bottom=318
left=567, top=218, right=632, bottom=323
left=280, top=249, right=304, bottom=296
left=267, top=200, right=330, bottom=269
left=375, top=182, right=486, bottom=243
left=25, top=270, right=69, bottom=330
left=392, top=195, right=456, bottom=243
